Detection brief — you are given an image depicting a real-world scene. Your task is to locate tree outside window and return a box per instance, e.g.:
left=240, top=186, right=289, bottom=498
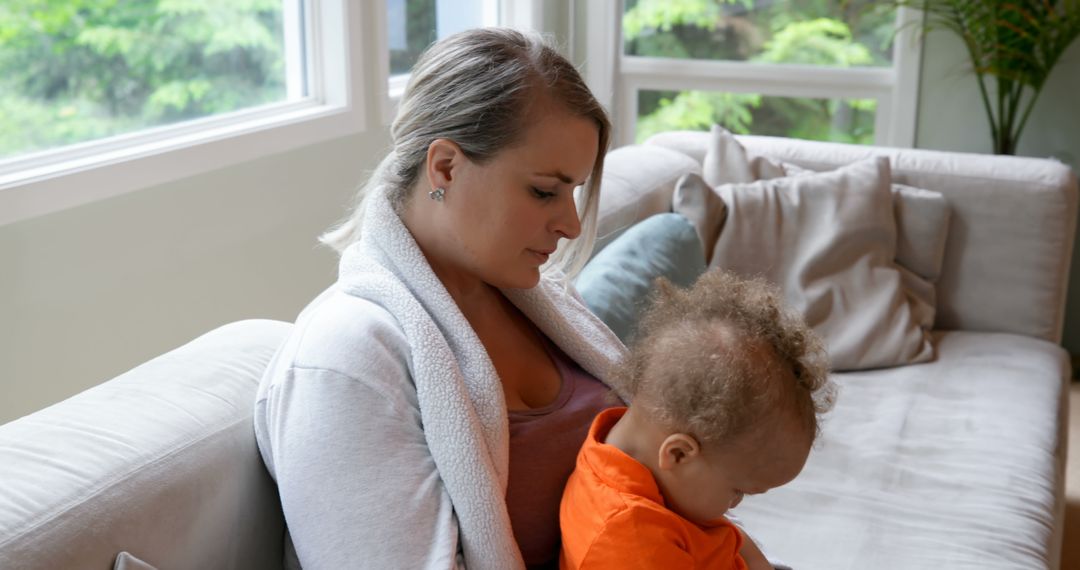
left=624, top=0, right=896, bottom=144
left=0, top=0, right=291, bottom=161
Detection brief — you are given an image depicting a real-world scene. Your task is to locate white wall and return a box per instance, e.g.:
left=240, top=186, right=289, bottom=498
left=915, top=31, right=1080, bottom=352
left=0, top=131, right=390, bottom=423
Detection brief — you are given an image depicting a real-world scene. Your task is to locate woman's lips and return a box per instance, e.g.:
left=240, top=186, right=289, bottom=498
left=528, top=249, right=553, bottom=263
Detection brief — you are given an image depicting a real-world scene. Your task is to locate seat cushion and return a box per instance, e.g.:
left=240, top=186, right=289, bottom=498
left=731, top=331, right=1069, bottom=569
left=0, top=319, right=292, bottom=570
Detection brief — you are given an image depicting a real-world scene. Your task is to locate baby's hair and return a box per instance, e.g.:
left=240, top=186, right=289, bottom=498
left=614, top=269, right=834, bottom=449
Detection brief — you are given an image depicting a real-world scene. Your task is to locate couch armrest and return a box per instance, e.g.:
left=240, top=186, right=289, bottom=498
left=0, top=319, right=291, bottom=570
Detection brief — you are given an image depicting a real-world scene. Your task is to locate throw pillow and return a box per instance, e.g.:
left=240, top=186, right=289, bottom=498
left=672, top=172, right=726, bottom=262
left=708, top=157, right=934, bottom=370
left=774, top=160, right=951, bottom=285
left=114, top=552, right=159, bottom=570
left=593, top=144, right=703, bottom=257
left=688, top=124, right=951, bottom=333
left=699, top=124, right=951, bottom=286
left=576, top=213, right=706, bottom=343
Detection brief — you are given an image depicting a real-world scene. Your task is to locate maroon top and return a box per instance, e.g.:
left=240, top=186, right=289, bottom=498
left=505, top=337, right=620, bottom=569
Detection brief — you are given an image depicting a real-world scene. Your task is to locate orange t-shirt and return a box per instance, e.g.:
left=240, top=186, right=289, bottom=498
left=559, top=407, right=748, bottom=570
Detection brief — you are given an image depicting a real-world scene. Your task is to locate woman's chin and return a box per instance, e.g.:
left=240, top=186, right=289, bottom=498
left=490, top=268, right=542, bottom=290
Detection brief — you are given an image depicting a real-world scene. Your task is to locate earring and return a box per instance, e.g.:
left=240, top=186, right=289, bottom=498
left=428, top=187, right=446, bottom=202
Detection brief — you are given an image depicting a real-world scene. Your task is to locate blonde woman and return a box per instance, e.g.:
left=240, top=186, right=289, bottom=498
left=254, top=28, right=624, bottom=569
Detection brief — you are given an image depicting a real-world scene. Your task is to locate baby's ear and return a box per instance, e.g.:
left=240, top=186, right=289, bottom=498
left=657, top=433, right=702, bottom=470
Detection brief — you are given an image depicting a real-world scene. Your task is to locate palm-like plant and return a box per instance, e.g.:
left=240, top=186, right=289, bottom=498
left=901, top=0, right=1080, bottom=154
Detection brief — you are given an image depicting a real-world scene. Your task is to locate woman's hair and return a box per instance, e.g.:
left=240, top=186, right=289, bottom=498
left=613, top=269, right=835, bottom=449
left=320, top=27, right=611, bottom=279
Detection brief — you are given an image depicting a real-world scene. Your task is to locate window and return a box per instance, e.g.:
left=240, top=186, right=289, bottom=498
left=0, top=0, right=304, bottom=162
left=385, top=0, right=500, bottom=97
left=637, top=90, right=877, bottom=145
left=0, top=0, right=368, bottom=227
left=0, top=0, right=541, bottom=227
left=586, top=0, right=922, bottom=148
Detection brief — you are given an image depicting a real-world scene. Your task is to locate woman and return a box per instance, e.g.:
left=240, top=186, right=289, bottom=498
left=254, top=28, right=625, bottom=569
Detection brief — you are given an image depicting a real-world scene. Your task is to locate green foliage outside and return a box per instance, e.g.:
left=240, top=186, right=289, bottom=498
left=626, top=0, right=894, bottom=144
left=0, top=0, right=286, bottom=160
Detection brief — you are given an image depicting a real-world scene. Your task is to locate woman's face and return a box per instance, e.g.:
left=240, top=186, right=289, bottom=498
left=417, top=102, right=600, bottom=291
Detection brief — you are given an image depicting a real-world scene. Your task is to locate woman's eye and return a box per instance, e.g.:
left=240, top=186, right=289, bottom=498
left=531, top=187, right=556, bottom=200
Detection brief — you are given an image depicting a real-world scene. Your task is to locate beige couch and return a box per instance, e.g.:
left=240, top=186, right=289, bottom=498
left=1, top=133, right=1075, bottom=569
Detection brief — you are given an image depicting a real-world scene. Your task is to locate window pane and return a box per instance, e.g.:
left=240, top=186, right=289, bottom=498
left=623, top=0, right=895, bottom=67
left=387, top=0, right=498, bottom=77
left=0, top=0, right=300, bottom=161
left=636, top=89, right=876, bottom=145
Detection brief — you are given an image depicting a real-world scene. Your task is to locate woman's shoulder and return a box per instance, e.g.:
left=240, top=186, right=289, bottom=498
left=273, top=286, right=412, bottom=383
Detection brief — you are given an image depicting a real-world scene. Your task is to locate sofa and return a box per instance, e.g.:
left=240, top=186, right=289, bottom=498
left=1, top=132, right=1075, bottom=569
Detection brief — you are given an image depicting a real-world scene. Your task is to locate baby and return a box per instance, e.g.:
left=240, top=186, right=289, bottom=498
left=560, top=269, right=834, bottom=569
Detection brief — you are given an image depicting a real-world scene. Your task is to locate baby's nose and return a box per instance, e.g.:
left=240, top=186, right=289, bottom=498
left=729, top=493, right=744, bottom=509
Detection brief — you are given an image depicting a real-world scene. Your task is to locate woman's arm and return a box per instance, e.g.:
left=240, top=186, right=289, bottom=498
left=258, top=307, right=463, bottom=569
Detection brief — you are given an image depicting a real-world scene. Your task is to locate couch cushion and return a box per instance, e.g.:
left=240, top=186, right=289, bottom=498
left=0, top=319, right=291, bottom=570
left=703, top=156, right=934, bottom=370
left=594, top=144, right=702, bottom=256
left=576, top=213, right=706, bottom=344
left=687, top=124, right=949, bottom=332
left=730, top=330, right=1069, bottom=569
left=647, top=129, right=1079, bottom=344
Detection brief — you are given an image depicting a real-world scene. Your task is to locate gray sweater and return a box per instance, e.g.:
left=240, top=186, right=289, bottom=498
left=254, top=189, right=626, bottom=569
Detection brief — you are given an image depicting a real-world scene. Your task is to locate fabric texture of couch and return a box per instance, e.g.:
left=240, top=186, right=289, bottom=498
left=0, top=132, right=1075, bottom=569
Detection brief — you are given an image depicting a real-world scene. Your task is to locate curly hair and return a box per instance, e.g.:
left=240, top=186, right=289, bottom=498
left=613, top=269, right=835, bottom=449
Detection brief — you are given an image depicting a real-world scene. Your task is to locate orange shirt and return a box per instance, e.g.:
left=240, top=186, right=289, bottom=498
left=559, top=407, right=748, bottom=570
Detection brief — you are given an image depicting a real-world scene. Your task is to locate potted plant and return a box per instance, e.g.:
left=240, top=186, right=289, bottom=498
left=900, top=0, right=1080, bottom=155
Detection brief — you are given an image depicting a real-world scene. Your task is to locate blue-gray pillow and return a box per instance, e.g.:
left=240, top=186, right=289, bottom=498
left=575, top=213, right=706, bottom=343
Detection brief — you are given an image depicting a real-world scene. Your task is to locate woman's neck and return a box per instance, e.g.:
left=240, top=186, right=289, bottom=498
left=400, top=193, right=496, bottom=317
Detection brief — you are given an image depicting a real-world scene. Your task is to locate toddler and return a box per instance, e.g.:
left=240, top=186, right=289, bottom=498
left=560, top=269, right=834, bottom=569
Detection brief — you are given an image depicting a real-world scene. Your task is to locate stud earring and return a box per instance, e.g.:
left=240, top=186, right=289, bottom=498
left=429, top=187, right=446, bottom=202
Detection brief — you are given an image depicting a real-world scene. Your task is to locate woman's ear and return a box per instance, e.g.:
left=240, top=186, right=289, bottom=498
left=657, top=433, right=701, bottom=471
left=426, top=138, right=462, bottom=190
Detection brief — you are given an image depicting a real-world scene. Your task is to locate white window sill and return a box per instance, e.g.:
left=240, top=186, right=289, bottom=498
left=0, top=100, right=364, bottom=227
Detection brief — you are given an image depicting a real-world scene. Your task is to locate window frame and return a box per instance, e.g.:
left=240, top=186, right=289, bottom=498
left=379, top=0, right=522, bottom=124
left=0, top=0, right=374, bottom=227
left=586, top=1, right=924, bottom=149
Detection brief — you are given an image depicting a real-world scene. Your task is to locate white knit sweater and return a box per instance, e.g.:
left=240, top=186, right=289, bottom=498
left=253, top=188, right=626, bottom=569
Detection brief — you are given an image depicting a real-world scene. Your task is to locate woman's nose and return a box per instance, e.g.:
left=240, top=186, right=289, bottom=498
left=554, top=192, right=581, bottom=240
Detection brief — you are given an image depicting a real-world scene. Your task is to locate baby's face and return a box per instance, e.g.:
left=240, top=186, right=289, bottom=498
left=659, top=422, right=813, bottom=525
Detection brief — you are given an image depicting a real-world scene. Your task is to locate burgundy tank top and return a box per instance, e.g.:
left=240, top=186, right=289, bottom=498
left=505, top=337, right=620, bottom=569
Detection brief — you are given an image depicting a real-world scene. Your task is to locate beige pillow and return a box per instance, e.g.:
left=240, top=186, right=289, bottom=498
left=672, top=172, right=726, bottom=261
left=708, top=157, right=934, bottom=370
left=699, top=125, right=951, bottom=283
left=685, top=124, right=950, bottom=333
left=771, top=161, right=950, bottom=285
left=114, top=552, right=159, bottom=570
